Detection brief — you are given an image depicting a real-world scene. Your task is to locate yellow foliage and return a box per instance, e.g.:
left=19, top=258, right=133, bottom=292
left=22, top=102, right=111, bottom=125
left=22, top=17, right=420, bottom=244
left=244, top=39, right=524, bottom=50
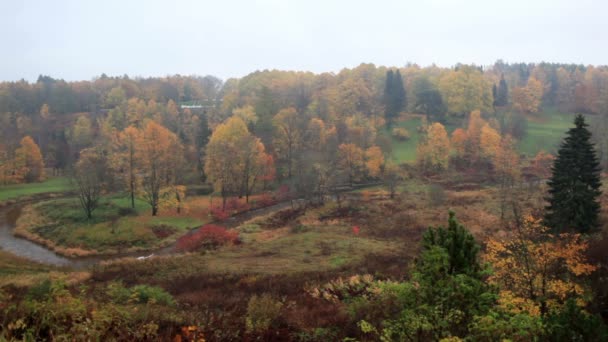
left=365, top=146, right=384, bottom=178
left=485, top=216, right=597, bottom=315
left=417, top=122, right=450, bottom=172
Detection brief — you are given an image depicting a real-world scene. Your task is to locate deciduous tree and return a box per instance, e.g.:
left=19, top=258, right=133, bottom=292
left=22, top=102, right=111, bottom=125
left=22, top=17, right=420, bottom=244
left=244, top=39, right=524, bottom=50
left=14, top=136, right=45, bottom=183
left=136, top=121, right=183, bottom=216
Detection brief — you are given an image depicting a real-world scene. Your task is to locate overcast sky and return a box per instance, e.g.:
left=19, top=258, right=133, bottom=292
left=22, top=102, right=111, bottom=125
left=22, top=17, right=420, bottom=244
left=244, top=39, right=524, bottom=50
left=1, top=0, right=605, bottom=82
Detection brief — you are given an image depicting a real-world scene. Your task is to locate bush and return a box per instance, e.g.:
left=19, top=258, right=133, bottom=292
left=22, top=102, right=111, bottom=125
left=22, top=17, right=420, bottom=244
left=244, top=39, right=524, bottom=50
left=245, top=293, right=283, bottom=334
left=118, top=207, right=137, bottom=216
left=106, top=281, right=131, bottom=304
left=130, top=285, right=175, bottom=306
left=176, top=224, right=239, bottom=251
left=392, top=127, right=411, bottom=141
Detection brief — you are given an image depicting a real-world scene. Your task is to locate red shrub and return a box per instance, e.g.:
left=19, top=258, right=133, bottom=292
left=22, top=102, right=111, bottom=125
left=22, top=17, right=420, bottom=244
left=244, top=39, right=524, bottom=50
left=352, top=226, right=360, bottom=236
left=257, top=192, right=277, bottom=207
left=176, top=224, right=239, bottom=252
left=210, top=206, right=230, bottom=221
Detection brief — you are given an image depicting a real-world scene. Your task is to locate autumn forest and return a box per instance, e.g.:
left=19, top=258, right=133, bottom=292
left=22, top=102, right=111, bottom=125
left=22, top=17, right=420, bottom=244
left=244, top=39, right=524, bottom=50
left=1, top=61, right=608, bottom=341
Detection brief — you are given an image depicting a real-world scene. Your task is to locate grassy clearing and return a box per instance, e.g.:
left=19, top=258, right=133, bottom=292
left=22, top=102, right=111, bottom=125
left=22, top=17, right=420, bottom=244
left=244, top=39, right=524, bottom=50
left=0, top=250, right=90, bottom=287
left=15, top=195, right=205, bottom=256
left=0, top=177, right=73, bottom=202
left=383, top=110, right=580, bottom=163
left=382, top=115, right=460, bottom=163
left=518, top=110, right=576, bottom=156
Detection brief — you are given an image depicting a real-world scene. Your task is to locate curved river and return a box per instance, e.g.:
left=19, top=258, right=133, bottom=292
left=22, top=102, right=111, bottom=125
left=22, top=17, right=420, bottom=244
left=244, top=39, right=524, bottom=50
left=0, top=200, right=296, bottom=269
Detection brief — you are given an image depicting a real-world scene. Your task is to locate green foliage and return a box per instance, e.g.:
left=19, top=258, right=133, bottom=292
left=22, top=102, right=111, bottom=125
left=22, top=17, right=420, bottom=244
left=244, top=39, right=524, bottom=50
left=468, top=310, right=544, bottom=341
left=245, top=293, right=283, bottom=334
left=545, top=114, right=602, bottom=233
left=384, top=69, right=406, bottom=127
left=422, top=211, right=481, bottom=276
left=129, top=284, right=175, bottom=306
left=544, top=298, right=608, bottom=341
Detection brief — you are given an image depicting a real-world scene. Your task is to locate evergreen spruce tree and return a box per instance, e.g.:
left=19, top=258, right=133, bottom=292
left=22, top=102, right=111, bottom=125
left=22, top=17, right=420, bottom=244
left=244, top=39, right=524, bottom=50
left=496, top=74, right=509, bottom=106
left=393, top=69, right=406, bottom=115
left=545, top=114, right=602, bottom=233
left=384, top=70, right=395, bottom=127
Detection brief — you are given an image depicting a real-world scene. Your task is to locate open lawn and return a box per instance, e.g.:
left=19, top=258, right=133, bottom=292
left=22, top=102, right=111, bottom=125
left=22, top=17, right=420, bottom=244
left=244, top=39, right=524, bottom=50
left=518, top=110, right=577, bottom=156
left=384, top=111, right=580, bottom=163
left=0, top=177, right=73, bottom=202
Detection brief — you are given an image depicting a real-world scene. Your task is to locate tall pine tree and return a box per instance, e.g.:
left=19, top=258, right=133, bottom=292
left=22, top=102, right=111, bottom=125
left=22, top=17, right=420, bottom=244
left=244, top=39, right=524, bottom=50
left=496, top=74, right=509, bottom=107
left=384, top=70, right=395, bottom=126
left=545, top=114, right=602, bottom=233
left=384, top=69, right=406, bottom=128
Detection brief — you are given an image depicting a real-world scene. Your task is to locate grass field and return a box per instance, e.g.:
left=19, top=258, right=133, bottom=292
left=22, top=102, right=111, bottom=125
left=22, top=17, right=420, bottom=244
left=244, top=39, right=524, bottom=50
left=385, top=110, right=578, bottom=163
left=0, top=177, right=73, bottom=202
left=16, top=195, right=205, bottom=256
left=518, top=110, right=576, bottom=156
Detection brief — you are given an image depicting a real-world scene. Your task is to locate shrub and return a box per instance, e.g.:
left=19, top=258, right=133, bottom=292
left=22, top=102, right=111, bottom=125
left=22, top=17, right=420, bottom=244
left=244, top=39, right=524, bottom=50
left=391, top=127, right=411, bottom=141
left=106, top=281, right=131, bottom=304
left=118, top=207, right=137, bottom=216
left=210, top=206, right=230, bottom=221
left=130, top=285, right=175, bottom=306
left=245, top=293, right=283, bottom=334
left=257, top=192, right=277, bottom=207
left=176, top=224, right=239, bottom=251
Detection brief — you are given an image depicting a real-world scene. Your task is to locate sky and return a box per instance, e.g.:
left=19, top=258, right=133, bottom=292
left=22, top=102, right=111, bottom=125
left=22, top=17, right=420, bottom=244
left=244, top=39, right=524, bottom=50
left=0, top=0, right=606, bottom=82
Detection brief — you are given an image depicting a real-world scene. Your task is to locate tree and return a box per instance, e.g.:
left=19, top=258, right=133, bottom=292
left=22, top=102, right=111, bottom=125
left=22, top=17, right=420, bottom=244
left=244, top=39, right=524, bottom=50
left=379, top=212, right=494, bottom=340
left=205, top=117, right=270, bottom=208
left=486, top=216, right=597, bottom=316
left=136, top=121, right=183, bottom=216
left=384, top=70, right=406, bottom=128
left=438, top=66, right=493, bottom=115
left=273, top=107, right=303, bottom=178
left=196, top=112, right=211, bottom=182
left=496, top=74, right=509, bottom=106
left=413, top=76, right=446, bottom=123
left=337, top=143, right=365, bottom=186
left=114, top=126, right=141, bottom=208
left=416, top=122, right=450, bottom=173
left=365, top=146, right=384, bottom=178
left=382, top=162, right=402, bottom=199
left=545, top=114, right=602, bottom=233
left=73, top=147, right=109, bottom=219
left=14, top=136, right=45, bottom=183
left=512, top=77, right=543, bottom=114
left=240, top=135, right=270, bottom=203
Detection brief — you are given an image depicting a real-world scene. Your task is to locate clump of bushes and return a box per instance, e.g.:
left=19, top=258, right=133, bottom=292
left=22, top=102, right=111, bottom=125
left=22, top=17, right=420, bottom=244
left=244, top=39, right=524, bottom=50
left=107, top=281, right=175, bottom=306
left=176, top=224, right=239, bottom=251
left=391, top=127, right=411, bottom=141
left=245, top=293, right=283, bottom=334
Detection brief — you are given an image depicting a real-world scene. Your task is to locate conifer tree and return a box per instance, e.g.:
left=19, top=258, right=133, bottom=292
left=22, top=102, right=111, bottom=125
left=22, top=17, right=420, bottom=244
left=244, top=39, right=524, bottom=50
left=545, top=114, right=601, bottom=233
left=383, top=69, right=406, bottom=128
left=384, top=70, right=395, bottom=126
left=496, top=74, right=509, bottom=106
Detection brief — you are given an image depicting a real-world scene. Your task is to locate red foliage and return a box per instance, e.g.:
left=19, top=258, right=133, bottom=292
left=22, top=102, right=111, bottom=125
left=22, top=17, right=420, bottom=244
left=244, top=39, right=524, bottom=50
left=210, top=207, right=230, bottom=221
left=176, top=224, right=239, bottom=252
left=352, top=226, right=360, bottom=236
left=257, top=192, right=277, bottom=207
